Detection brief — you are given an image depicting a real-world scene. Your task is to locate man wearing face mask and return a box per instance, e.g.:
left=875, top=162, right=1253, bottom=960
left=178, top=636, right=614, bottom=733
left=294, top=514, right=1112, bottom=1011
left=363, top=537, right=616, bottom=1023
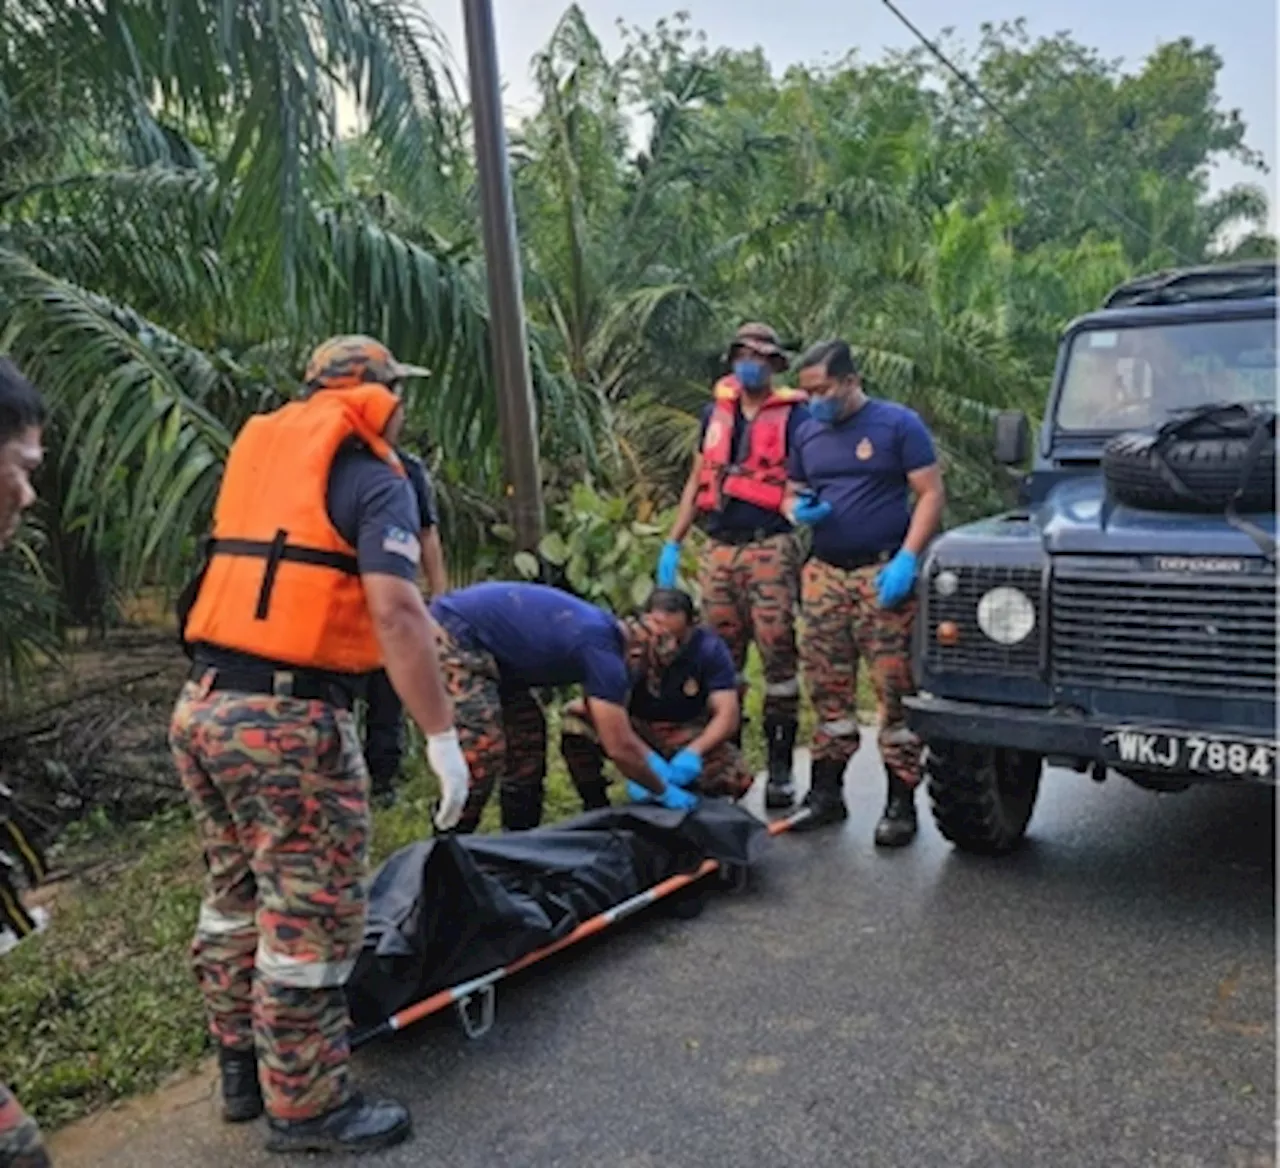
left=658, top=322, right=808, bottom=812
left=427, top=581, right=701, bottom=832
left=560, top=589, right=752, bottom=810
left=171, top=337, right=471, bottom=1155
left=784, top=340, right=945, bottom=845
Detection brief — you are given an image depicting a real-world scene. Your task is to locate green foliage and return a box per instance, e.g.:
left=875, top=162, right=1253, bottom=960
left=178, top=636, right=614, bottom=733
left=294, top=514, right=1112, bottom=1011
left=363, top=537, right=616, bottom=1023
left=510, top=481, right=683, bottom=614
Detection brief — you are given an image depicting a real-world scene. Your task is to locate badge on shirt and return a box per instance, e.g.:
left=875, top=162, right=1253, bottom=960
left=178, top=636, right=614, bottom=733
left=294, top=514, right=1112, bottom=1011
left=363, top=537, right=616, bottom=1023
left=856, top=437, right=874, bottom=461
left=381, top=525, right=420, bottom=562
left=683, top=677, right=701, bottom=697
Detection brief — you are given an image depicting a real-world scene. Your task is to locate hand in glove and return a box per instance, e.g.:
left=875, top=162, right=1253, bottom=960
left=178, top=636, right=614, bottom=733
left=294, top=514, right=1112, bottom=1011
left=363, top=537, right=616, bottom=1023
left=790, top=494, right=833, bottom=526
left=426, top=728, right=471, bottom=831
left=626, top=780, right=701, bottom=812
left=666, top=748, right=703, bottom=789
left=656, top=540, right=682, bottom=588
left=875, top=548, right=919, bottom=609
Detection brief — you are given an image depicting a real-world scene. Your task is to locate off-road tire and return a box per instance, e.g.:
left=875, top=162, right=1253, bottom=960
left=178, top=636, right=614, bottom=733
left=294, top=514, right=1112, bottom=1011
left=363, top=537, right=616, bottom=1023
left=926, top=743, right=1041, bottom=856
left=1102, top=415, right=1276, bottom=513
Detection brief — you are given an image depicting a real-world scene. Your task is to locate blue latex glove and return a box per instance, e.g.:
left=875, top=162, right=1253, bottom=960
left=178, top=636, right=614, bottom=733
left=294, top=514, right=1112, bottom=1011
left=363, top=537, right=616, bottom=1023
left=791, top=494, right=833, bottom=526
left=656, top=540, right=682, bottom=588
left=626, top=779, right=701, bottom=812
left=876, top=548, right=919, bottom=608
left=667, top=748, right=703, bottom=788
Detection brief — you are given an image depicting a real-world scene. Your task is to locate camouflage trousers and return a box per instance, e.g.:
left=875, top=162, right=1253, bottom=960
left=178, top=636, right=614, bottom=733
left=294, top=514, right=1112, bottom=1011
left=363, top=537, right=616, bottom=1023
left=0, top=1082, right=49, bottom=1168
left=800, top=558, right=923, bottom=786
left=168, top=673, right=369, bottom=1122
left=436, top=626, right=547, bottom=833
left=698, top=533, right=801, bottom=725
left=560, top=700, right=754, bottom=807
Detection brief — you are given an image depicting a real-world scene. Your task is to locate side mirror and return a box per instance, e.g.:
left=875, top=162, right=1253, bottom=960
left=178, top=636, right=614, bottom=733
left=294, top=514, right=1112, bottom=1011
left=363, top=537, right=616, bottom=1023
left=993, top=410, right=1030, bottom=466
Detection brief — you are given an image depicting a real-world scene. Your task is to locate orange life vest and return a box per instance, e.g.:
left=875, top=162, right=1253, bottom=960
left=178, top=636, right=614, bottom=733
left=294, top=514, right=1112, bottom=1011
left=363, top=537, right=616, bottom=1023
left=695, top=376, right=806, bottom=513
left=182, top=384, right=405, bottom=675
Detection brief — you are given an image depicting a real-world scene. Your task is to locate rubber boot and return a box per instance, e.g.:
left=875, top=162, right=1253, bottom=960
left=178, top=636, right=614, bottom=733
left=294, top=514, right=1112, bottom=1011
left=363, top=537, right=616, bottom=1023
left=264, top=1094, right=411, bottom=1155
left=499, top=787, right=544, bottom=833
left=368, top=770, right=399, bottom=811
left=791, top=758, right=849, bottom=832
left=873, top=772, right=918, bottom=848
left=218, top=1045, right=263, bottom=1123
left=764, top=718, right=797, bottom=810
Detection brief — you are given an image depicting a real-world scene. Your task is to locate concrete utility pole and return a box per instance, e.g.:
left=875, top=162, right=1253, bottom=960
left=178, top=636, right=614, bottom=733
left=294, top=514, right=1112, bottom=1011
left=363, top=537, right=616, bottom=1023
left=462, top=0, right=546, bottom=550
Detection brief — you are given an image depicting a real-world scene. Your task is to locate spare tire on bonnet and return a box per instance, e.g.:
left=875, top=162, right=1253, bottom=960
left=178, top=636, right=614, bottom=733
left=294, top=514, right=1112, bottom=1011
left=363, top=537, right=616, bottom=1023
left=1102, top=402, right=1276, bottom=513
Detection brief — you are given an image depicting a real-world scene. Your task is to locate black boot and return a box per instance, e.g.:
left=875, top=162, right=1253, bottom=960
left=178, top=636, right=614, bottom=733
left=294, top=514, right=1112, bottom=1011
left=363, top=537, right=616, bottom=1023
left=791, top=759, right=849, bottom=832
left=764, top=718, right=798, bottom=809
left=218, top=1045, right=263, bottom=1123
left=874, top=772, right=918, bottom=848
left=368, top=770, right=399, bottom=810
left=265, top=1093, right=412, bottom=1154
left=499, top=787, right=544, bottom=832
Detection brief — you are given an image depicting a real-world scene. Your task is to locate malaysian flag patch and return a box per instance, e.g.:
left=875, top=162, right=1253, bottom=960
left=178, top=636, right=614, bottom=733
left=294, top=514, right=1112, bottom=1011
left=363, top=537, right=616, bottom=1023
left=381, top=525, right=420, bottom=562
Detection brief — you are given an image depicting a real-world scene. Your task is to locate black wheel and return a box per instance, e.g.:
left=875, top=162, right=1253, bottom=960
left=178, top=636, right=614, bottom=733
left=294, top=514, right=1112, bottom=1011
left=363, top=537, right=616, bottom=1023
left=926, top=743, right=1041, bottom=856
left=1102, top=405, right=1275, bottom=513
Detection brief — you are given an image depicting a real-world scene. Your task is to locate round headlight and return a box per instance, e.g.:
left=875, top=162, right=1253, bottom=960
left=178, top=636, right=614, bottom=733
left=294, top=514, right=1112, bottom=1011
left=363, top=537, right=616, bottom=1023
left=934, top=570, right=960, bottom=597
left=976, top=586, right=1036, bottom=645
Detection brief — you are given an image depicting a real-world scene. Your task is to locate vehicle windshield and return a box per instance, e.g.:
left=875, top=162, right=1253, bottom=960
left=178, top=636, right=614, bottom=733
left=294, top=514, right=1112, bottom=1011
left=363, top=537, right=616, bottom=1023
left=1054, top=315, right=1276, bottom=432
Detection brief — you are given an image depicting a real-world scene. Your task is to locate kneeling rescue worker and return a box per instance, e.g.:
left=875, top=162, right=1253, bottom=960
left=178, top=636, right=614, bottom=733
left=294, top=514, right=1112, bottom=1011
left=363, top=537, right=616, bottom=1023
left=427, top=581, right=702, bottom=831
left=0, top=356, right=52, bottom=1168
left=785, top=340, right=945, bottom=844
left=171, top=336, right=471, bottom=1155
left=658, top=322, right=808, bottom=810
left=561, top=589, right=752, bottom=809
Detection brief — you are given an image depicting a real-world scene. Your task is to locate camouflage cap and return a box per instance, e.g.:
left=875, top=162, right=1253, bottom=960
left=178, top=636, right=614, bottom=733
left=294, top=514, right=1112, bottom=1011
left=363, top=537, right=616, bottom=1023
left=303, top=335, right=430, bottom=392
left=726, top=321, right=790, bottom=368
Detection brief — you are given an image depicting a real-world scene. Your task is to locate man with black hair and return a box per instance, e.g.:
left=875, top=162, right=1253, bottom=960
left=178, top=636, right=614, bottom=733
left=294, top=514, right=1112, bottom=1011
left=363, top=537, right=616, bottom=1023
left=656, top=322, right=809, bottom=811
left=428, top=581, right=702, bottom=832
left=0, top=355, right=52, bottom=1167
left=561, top=589, right=752, bottom=810
left=361, top=445, right=449, bottom=806
left=784, top=339, right=945, bottom=844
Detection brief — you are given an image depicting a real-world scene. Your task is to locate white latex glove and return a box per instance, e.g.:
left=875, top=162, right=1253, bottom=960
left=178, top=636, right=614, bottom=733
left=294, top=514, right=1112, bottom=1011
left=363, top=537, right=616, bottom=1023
left=426, top=728, right=470, bottom=831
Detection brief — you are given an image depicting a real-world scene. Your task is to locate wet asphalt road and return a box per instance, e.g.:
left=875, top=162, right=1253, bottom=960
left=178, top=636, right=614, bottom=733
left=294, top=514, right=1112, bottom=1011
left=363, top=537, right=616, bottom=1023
left=58, top=747, right=1275, bottom=1168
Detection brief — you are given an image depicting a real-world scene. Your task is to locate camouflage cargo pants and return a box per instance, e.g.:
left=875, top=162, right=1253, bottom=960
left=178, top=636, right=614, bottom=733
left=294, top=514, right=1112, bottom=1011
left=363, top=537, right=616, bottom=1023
left=168, top=673, right=369, bottom=1122
left=0, top=1082, right=49, bottom=1168
left=436, top=626, right=547, bottom=832
left=800, top=559, right=923, bottom=785
left=560, top=700, right=754, bottom=806
left=698, top=533, right=801, bottom=725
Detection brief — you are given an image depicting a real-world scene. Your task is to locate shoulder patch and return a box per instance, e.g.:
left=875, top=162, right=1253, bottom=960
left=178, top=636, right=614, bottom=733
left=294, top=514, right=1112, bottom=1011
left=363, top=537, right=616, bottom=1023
left=712, top=377, right=741, bottom=401
left=381, top=525, right=420, bottom=562
left=773, top=386, right=807, bottom=402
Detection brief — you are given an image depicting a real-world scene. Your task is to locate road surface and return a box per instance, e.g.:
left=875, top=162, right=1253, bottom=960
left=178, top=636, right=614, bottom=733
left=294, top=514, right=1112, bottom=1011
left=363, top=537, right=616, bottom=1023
left=51, top=748, right=1276, bottom=1167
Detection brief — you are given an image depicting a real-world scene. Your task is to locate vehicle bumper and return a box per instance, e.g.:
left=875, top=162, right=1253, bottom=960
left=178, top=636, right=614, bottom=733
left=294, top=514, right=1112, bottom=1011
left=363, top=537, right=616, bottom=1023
left=903, top=695, right=1277, bottom=784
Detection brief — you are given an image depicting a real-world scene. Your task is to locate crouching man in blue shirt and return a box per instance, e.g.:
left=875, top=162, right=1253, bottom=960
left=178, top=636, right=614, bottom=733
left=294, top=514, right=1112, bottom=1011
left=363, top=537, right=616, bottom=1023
left=428, top=582, right=703, bottom=832
left=560, top=589, right=753, bottom=810
left=784, top=340, right=945, bottom=844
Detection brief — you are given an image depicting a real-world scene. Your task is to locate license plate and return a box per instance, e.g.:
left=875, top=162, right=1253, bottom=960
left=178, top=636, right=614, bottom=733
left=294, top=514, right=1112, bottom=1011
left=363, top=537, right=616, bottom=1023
left=1102, top=728, right=1277, bottom=780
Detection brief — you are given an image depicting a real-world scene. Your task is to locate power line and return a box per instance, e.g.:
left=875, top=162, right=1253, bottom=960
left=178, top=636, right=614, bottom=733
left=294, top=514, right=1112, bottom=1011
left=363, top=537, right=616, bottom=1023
left=879, top=0, right=1196, bottom=266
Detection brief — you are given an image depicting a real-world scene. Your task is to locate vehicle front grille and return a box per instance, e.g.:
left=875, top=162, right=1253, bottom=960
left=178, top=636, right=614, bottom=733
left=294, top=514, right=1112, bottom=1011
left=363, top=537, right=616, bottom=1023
left=1052, top=568, right=1277, bottom=697
left=924, top=564, right=1043, bottom=675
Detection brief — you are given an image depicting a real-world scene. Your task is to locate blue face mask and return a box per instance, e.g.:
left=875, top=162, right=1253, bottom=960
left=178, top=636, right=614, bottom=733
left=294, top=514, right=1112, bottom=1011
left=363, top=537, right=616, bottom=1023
left=732, top=359, right=768, bottom=392
left=809, top=396, right=840, bottom=424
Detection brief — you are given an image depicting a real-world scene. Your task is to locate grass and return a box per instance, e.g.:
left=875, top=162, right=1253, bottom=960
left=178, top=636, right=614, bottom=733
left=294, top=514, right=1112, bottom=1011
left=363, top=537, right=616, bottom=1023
left=0, top=649, right=873, bottom=1130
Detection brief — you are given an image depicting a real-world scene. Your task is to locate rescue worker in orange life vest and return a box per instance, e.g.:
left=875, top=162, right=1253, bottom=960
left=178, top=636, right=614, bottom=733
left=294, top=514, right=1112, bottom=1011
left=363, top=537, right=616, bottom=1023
left=657, top=322, right=809, bottom=812
left=171, top=336, right=470, bottom=1156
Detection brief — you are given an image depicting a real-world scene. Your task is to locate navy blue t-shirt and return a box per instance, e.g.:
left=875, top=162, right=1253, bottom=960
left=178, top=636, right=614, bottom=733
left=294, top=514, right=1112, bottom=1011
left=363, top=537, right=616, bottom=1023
left=399, top=449, right=439, bottom=530
left=326, top=446, right=422, bottom=581
left=430, top=583, right=631, bottom=703
left=787, top=398, right=937, bottom=561
left=629, top=626, right=737, bottom=724
left=697, top=401, right=809, bottom=538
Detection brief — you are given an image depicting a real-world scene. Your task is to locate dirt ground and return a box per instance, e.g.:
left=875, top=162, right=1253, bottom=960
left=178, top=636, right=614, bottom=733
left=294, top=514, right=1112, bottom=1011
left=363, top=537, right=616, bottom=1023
left=1, top=625, right=191, bottom=855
